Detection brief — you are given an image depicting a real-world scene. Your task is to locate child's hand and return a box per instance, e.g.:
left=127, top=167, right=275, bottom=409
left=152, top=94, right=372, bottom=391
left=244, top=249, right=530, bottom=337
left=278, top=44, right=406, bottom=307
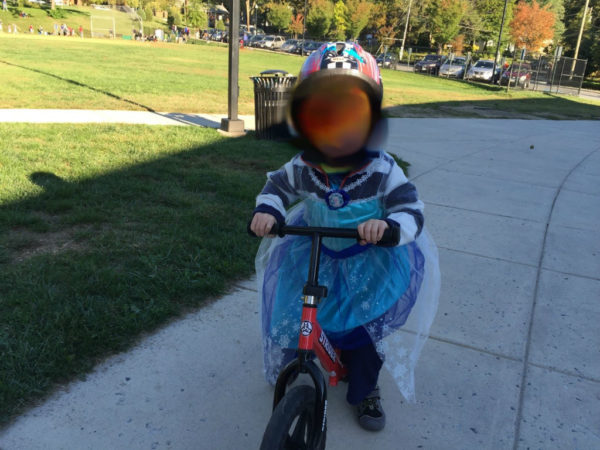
left=357, top=219, right=389, bottom=246
left=250, top=213, right=277, bottom=237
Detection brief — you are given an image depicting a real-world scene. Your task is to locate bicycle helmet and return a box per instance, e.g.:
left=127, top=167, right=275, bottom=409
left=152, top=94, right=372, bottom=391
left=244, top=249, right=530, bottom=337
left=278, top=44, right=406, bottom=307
left=288, top=42, right=385, bottom=163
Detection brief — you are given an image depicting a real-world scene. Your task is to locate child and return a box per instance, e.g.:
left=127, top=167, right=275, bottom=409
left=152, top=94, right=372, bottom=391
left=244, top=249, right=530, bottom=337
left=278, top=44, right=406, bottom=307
left=250, top=42, right=440, bottom=431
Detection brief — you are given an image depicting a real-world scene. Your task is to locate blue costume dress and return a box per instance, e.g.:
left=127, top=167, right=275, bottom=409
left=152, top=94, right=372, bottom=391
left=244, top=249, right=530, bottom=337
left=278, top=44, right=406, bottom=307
left=255, top=150, right=440, bottom=402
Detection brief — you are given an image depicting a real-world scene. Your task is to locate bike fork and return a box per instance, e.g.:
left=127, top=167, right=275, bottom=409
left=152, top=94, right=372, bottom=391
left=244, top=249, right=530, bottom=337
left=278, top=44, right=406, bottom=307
left=273, top=357, right=328, bottom=448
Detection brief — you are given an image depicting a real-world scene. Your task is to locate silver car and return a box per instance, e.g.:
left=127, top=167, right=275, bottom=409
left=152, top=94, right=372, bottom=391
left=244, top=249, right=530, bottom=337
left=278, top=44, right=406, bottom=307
left=260, top=35, right=285, bottom=49
left=439, top=57, right=467, bottom=78
left=466, top=59, right=499, bottom=83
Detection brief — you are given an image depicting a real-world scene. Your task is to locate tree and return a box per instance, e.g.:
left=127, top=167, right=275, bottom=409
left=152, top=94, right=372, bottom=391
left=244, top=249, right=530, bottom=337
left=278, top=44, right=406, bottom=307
left=539, top=0, right=565, bottom=43
left=306, top=0, right=334, bottom=38
left=188, top=0, right=208, bottom=28
left=345, top=0, right=372, bottom=40
left=246, top=0, right=268, bottom=29
left=167, top=6, right=182, bottom=27
left=266, top=2, right=292, bottom=32
left=288, top=13, right=304, bottom=38
left=562, top=0, right=599, bottom=73
left=368, top=0, right=404, bottom=43
left=509, top=0, right=556, bottom=50
left=426, top=0, right=467, bottom=52
left=331, top=0, right=348, bottom=40
left=473, top=0, right=514, bottom=52
left=459, top=0, right=483, bottom=48
left=144, top=4, right=154, bottom=21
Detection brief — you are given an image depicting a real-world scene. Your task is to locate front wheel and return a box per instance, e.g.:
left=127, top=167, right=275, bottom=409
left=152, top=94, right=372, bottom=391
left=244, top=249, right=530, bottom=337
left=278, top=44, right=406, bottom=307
left=260, top=385, right=326, bottom=450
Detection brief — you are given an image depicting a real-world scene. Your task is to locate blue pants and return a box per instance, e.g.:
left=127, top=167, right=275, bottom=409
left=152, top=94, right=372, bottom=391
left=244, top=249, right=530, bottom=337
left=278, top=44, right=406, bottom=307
left=328, top=326, right=384, bottom=405
left=341, top=341, right=383, bottom=405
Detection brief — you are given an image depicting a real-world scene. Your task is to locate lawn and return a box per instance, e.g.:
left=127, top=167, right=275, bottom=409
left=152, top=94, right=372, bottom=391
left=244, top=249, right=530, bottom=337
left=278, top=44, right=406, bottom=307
left=0, top=123, right=298, bottom=426
left=1, top=34, right=599, bottom=119
left=0, top=4, right=166, bottom=37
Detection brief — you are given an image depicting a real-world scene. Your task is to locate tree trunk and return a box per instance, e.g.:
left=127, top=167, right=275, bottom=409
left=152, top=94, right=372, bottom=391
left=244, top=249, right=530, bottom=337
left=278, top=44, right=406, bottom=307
left=51, top=0, right=55, bottom=10
left=246, top=0, right=251, bottom=29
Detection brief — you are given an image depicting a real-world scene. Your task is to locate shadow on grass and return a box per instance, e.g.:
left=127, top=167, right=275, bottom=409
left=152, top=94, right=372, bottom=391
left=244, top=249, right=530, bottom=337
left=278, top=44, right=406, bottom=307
left=0, top=58, right=157, bottom=113
left=41, top=5, right=89, bottom=16
left=385, top=95, right=600, bottom=120
left=0, top=128, right=297, bottom=427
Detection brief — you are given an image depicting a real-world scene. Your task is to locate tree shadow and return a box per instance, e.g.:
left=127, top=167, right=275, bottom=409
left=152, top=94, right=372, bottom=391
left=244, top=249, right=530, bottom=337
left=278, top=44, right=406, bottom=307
left=0, top=130, right=297, bottom=427
left=0, top=58, right=157, bottom=112
left=385, top=95, right=600, bottom=120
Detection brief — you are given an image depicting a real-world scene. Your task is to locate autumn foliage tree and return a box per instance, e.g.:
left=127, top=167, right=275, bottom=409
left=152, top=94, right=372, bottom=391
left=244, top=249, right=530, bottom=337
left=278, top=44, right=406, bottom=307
left=288, top=13, right=304, bottom=38
left=509, top=0, right=556, bottom=50
left=345, top=0, right=372, bottom=40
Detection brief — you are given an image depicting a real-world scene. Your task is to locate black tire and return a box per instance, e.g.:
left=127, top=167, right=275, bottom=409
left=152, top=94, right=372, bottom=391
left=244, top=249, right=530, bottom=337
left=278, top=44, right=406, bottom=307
left=260, top=385, right=326, bottom=450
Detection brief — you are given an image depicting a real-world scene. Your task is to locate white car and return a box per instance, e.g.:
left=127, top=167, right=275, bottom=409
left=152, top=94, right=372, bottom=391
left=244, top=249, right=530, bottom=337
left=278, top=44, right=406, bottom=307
left=439, top=57, right=467, bottom=78
left=260, top=35, right=285, bottom=49
left=466, top=59, right=500, bottom=83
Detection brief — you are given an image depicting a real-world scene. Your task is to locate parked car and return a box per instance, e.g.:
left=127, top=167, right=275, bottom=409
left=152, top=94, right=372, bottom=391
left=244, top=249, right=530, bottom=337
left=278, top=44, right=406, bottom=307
left=303, top=41, right=324, bottom=55
left=211, top=30, right=227, bottom=42
left=465, top=59, right=500, bottom=83
left=376, top=53, right=397, bottom=69
left=293, top=39, right=314, bottom=54
left=439, top=56, right=467, bottom=78
left=259, top=35, right=285, bottom=49
left=248, top=34, right=265, bottom=47
left=414, top=54, right=447, bottom=74
left=500, top=63, right=532, bottom=88
left=240, top=26, right=265, bottom=36
left=281, top=39, right=299, bottom=52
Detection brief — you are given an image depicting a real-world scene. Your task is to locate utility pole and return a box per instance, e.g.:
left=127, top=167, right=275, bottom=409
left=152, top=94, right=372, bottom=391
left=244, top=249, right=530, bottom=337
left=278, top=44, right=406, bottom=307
left=491, top=0, right=509, bottom=85
left=301, top=0, right=307, bottom=56
left=220, top=0, right=245, bottom=135
left=399, top=0, right=413, bottom=63
left=571, top=0, right=590, bottom=73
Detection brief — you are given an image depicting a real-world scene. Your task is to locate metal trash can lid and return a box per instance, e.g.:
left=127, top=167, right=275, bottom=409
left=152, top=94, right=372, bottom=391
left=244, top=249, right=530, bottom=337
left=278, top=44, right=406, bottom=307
left=259, top=69, right=292, bottom=77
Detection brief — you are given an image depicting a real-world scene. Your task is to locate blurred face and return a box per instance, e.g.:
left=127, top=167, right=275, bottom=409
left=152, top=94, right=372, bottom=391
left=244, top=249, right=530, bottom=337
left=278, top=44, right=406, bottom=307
left=295, top=78, right=372, bottom=160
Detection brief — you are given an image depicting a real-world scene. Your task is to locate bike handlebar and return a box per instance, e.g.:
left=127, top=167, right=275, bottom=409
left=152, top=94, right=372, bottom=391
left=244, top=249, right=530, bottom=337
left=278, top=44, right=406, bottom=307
left=248, top=222, right=401, bottom=247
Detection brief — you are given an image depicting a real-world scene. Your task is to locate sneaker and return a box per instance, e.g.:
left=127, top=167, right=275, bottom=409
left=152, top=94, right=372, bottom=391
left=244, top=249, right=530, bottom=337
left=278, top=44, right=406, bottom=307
left=356, top=386, right=386, bottom=431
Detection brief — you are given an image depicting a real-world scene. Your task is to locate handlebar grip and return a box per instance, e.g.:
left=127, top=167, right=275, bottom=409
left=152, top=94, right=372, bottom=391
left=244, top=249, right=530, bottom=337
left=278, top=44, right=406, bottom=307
left=378, top=225, right=401, bottom=247
left=247, top=221, right=282, bottom=238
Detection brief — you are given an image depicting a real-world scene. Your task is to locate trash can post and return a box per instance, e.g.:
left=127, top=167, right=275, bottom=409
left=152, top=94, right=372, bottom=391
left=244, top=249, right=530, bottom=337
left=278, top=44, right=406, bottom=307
left=220, top=0, right=245, bottom=135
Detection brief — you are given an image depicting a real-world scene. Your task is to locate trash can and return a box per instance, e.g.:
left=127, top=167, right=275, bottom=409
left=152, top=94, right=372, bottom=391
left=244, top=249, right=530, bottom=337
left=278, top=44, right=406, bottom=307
left=250, top=70, right=297, bottom=140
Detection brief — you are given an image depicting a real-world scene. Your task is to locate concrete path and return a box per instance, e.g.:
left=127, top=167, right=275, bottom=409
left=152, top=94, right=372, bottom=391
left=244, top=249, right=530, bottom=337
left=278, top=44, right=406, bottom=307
left=0, top=109, right=256, bottom=130
left=1, top=118, right=599, bottom=450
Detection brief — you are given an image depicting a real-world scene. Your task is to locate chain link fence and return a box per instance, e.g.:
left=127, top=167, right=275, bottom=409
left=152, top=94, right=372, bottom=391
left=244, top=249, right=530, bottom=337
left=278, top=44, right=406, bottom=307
left=527, top=56, right=588, bottom=96
left=389, top=50, right=590, bottom=98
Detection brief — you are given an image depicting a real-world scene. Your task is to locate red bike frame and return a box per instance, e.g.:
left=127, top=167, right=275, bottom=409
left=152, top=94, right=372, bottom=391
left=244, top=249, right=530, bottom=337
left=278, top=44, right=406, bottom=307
left=297, top=298, right=347, bottom=386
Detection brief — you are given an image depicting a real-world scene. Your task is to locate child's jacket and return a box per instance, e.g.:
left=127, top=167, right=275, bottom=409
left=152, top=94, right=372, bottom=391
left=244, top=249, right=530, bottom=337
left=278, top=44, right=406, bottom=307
left=255, top=150, right=440, bottom=402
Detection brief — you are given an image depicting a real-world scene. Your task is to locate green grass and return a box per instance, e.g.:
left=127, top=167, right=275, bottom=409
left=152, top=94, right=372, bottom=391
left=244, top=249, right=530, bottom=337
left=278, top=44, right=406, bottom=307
left=0, top=123, right=298, bottom=426
left=1, top=34, right=599, bottom=119
left=0, top=4, right=167, bottom=37
left=382, top=69, right=600, bottom=119
left=0, top=33, right=302, bottom=113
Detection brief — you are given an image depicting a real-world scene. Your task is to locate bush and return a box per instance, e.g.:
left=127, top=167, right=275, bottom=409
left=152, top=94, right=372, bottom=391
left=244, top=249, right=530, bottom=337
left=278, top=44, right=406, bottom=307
left=48, top=8, right=67, bottom=19
left=144, top=6, right=153, bottom=21
left=23, top=0, right=42, bottom=8
left=167, top=7, right=181, bottom=27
